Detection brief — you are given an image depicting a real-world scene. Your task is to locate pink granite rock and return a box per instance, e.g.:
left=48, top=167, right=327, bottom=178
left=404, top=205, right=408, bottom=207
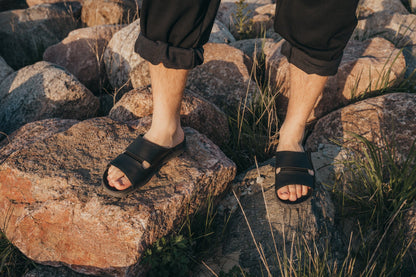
left=357, top=0, right=408, bottom=17
left=355, top=12, right=416, bottom=48
left=187, top=43, right=259, bottom=113
left=265, top=37, right=405, bottom=122
left=81, top=0, right=138, bottom=27
left=43, top=25, right=121, bottom=93
left=305, top=93, right=416, bottom=159
left=104, top=20, right=148, bottom=93
left=0, top=61, right=99, bottom=135
left=0, top=117, right=236, bottom=276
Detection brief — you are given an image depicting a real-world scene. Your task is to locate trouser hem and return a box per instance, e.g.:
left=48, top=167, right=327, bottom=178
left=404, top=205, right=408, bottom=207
left=135, top=33, right=204, bottom=70
left=281, top=41, right=341, bottom=76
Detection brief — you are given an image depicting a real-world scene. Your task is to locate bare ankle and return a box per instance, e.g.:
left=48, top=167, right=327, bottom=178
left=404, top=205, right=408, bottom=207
left=144, top=124, right=184, bottom=148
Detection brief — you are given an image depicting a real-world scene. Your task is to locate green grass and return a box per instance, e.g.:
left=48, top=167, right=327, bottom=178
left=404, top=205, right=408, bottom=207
left=0, top=231, right=34, bottom=276
left=330, top=134, right=416, bottom=276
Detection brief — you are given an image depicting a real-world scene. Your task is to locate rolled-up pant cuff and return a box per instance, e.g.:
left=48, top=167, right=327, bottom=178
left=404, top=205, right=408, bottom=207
left=281, top=41, right=341, bottom=76
left=135, top=33, right=204, bottom=70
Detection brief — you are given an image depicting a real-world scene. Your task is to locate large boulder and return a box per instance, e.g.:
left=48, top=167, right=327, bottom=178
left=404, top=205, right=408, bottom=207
left=43, top=25, right=122, bottom=94
left=0, top=117, right=236, bottom=276
left=355, top=12, right=416, bottom=48
left=187, top=43, right=259, bottom=113
left=0, top=56, right=13, bottom=84
left=108, top=87, right=230, bottom=146
left=0, top=61, right=99, bottom=135
left=81, top=0, right=138, bottom=27
left=104, top=20, right=148, bottom=94
left=305, top=93, right=416, bottom=186
left=357, top=0, right=408, bottom=17
left=197, top=158, right=340, bottom=276
left=0, top=3, right=81, bottom=69
left=265, top=37, right=405, bottom=122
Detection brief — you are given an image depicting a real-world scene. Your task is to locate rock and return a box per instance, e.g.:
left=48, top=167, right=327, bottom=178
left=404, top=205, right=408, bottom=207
left=304, top=93, right=416, bottom=185
left=43, top=25, right=122, bottom=94
left=0, top=56, right=13, bottom=84
left=354, top=12, right=416, bottom=48
left=26, top=0, right=80, bottom=7
left=0, top=3, right=81, bottom=69
left=0, top=0, right=27, bottom=11
left=0, top=117, right=236, bottom=276
left=230, top=38, right=275, bottom=60
left=251, top=4, right=275, bottom=36
left=196, top=158, right=340, bottom=276
left=187, top=43, right=259, bottom=113
left=208, top=20, right=236, bottom=44
left=357, top=0, right=408, bottom=17
left=216, top=2, right=275, bottom=39
left=0, top=118, right=79, bottom=162
left=108, top=87, right=230, bottom=146
left=104, top=20, right=149, bottom=94
left=81, top=0, right=138, bottom=27
left=0, top=61, right=99, bottom=135
left=265, top=37, right=405, bottom=122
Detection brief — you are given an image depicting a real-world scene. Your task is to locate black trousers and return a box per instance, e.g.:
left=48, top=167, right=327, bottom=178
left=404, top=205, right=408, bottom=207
left=135, top=0, right=359, bottom=76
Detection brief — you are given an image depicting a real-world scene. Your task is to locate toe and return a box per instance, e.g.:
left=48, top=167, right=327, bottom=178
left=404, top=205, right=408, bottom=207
left=302, top=185, right=309, bottom=196
left=277, top=186, right=290, bottom=200
left=288, top=185, right=297, bottom=202
left=107, top=166, right=127, bottom=188
left=112, top=176, right=132, bottom=191
left=296, top=185, right=303, bottom=199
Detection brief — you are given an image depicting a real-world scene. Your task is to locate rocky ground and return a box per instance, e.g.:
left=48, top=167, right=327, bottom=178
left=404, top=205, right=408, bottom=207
left=0, top=0, right=415, bottom=276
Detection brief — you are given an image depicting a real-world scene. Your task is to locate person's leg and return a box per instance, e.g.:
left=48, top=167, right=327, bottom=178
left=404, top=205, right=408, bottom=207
left=275, top=64, right=327, bottom=201
left=106, top=0, right=220, bottom=191
left=107, top=64, right=188, bottom=190
left=274, top=0, right=359, bottom=201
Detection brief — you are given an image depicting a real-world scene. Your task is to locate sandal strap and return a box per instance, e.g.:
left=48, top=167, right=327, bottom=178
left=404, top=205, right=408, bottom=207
left=125, top=136, right=171, bottom=165
left=110, top=152, right=147, bottom=186
left=275, top=151, right=313, bottom=170
left=109, top=136, right=186, bottom=188
left=275, top=170, right=315, bottom=191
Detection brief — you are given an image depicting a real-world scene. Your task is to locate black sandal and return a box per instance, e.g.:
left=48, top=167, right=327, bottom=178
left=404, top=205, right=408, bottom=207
left=275, top=151, right=315, bottom=204
left=102, top=136, right=186, bottom=197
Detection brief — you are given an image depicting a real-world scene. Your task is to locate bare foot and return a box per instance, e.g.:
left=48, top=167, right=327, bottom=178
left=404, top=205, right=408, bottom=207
left=275, top=141, right=311, bottom=202
left=106, top=127, right=184, bottom=191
